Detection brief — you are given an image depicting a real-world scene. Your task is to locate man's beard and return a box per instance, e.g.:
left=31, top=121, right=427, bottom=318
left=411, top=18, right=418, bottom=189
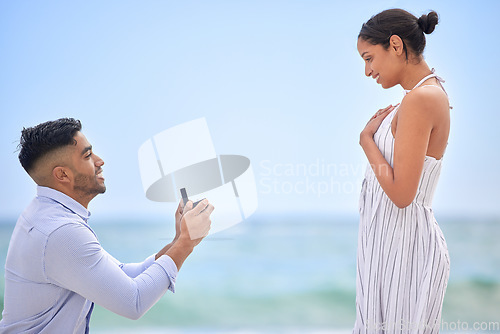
left=73, top=172, right=106, bottom=198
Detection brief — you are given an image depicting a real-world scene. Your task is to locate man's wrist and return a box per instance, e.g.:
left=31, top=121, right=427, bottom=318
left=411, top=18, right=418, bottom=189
left=171, top=236, right=194, bottom=253
left=164, top=237, right=194, bottom=270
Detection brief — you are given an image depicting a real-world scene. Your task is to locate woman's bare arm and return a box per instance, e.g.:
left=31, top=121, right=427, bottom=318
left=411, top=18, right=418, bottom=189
left=360, top=87, right=447, bottom=208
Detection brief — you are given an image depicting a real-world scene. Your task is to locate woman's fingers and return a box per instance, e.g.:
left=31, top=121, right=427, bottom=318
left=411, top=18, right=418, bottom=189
left=372, top=104, right=399, bottom=119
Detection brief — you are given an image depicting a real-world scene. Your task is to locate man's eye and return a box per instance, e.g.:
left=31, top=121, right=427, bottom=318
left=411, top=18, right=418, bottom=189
left=365, top=58, right=371, bottom=62
left=86, top=153, right=92, bottom=158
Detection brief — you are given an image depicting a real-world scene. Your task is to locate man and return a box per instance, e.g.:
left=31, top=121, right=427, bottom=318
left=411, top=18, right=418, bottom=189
left=0, top=118, right=214, bottom=333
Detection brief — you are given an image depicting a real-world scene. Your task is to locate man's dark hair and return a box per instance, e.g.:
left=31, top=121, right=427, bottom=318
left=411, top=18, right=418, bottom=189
left=18, top=118, right=82, bottom=173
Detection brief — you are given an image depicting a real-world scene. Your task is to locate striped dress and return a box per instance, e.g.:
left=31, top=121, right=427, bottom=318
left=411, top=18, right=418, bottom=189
left=353, top=73, right=450, bottom=334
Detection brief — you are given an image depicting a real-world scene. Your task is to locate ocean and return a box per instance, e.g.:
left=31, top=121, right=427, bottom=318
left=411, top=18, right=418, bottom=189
left=0, top=213, right=499, bottom=333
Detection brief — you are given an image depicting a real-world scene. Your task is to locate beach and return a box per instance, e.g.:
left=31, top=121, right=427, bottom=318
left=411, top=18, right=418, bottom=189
left=1, top=213, right=499, bottom=333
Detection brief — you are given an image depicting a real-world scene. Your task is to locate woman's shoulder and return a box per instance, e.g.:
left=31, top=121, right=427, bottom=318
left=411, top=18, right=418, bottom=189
left=401, top=84, right=449, bottom=117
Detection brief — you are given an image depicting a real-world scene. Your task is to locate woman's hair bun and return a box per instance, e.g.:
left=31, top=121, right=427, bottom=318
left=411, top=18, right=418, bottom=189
left=417, top=11, right=439, bottom=34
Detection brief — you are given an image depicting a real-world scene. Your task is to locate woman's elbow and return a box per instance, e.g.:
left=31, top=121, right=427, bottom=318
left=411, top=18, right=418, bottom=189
left=390, top=194, right=415, bottom=209
left=394, top=201, right=412, bottom=209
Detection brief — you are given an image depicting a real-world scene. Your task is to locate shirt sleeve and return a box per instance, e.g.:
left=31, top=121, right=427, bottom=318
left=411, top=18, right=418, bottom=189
left=43, top=223, right=178, bottom=320
left=105, top=252, right=158, bottom=279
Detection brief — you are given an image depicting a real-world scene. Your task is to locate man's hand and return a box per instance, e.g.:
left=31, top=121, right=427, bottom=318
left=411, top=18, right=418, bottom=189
left=155, top=199, right=186, bottom=260
left=160, top=199, right=214, bottom=270
left=179, top=199, right=214, bottom=243
left=174, top=199, right=184, bottom=241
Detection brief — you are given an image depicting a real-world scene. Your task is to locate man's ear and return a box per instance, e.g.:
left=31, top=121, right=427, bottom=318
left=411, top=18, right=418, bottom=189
left=52, top=166, right=72, bottom=184
left=389, top=35, right=405, bottom=56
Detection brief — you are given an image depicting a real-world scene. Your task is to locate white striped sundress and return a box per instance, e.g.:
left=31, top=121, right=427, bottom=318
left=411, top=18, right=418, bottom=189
left=353, top=72, right=451, bottom=334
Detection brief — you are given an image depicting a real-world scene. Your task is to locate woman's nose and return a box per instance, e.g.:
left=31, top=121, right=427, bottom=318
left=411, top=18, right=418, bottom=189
left=365, top=63, right=372, bottom=77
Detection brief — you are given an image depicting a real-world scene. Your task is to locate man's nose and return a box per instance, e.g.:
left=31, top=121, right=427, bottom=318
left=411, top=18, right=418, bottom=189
left=95, top=154, right=104, bottom=166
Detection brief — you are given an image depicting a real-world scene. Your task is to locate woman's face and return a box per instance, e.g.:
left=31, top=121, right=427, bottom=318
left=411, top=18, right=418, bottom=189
left=357, top=37, right=403, bottom=89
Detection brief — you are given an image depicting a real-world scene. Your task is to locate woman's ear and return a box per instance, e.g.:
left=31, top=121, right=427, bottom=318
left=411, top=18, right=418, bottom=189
left=389, top=35, right=405, bottom=56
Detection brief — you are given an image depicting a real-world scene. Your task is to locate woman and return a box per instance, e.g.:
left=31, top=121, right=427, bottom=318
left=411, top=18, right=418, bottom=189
left=355, top=9, right=450, bottom=333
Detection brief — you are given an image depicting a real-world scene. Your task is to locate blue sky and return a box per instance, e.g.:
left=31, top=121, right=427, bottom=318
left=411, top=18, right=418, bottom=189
left=1, top=0, right=499, bottom=220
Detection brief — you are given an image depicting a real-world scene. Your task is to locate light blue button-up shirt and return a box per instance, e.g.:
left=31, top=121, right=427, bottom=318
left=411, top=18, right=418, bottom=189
left=0, top=186, right=178, bottom=333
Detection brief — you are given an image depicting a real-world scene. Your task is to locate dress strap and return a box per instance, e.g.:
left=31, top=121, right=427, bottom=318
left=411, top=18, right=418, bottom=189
left=404, top=68, right=452, bottom=109
left=404, top=68, right=446, bottom=94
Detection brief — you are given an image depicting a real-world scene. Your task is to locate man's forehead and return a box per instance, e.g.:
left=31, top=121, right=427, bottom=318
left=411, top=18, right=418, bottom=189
left=73, top=131, right=91, bottom=150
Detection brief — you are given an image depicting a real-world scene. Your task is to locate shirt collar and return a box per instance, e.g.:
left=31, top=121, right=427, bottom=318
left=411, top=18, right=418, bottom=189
left=36, top=186, right=91, bottom=222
